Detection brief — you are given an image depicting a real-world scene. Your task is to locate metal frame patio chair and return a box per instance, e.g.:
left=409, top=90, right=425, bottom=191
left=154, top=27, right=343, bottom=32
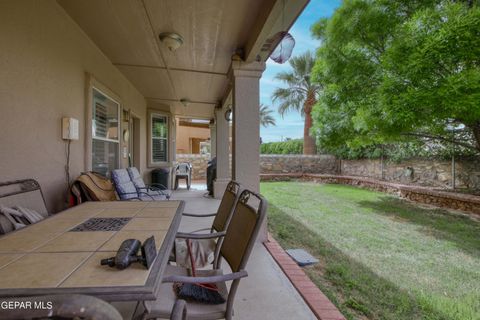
left=172, top=181, right=241, bottom=269
left=141, top=189, right=268, bottom=320
left=111, top=168, right=170, bottom=201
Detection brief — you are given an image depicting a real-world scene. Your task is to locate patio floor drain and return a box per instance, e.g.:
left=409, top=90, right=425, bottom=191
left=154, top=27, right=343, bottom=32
left=70, top=217, right=131, bottom=232
left=286, top=249, right=319, bottom=267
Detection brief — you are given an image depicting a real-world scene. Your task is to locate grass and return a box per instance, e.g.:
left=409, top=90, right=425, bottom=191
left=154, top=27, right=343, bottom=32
left=261, top=182, right=480, bottom=320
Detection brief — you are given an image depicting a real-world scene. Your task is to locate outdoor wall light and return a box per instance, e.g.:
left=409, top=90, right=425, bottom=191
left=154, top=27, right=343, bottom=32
left=159, top=32, right=184, bottom=52
left=224, top=108, right=232, bottom=121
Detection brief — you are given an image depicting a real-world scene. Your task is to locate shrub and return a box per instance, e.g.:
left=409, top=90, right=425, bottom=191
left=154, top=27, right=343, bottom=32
left=261, top=139, right=303, bottom=154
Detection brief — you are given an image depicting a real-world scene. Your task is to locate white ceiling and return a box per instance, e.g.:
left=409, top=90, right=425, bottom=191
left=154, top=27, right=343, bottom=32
left=58, top=0, right=308, bottom=118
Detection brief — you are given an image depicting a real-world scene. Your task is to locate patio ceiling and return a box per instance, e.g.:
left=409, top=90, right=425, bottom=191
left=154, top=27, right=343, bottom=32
left=57, top=0, right=308, bottom=118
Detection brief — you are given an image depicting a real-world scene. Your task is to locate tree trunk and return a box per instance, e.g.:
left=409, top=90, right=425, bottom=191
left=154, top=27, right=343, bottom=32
left=303, top=93, right=317, bottom=155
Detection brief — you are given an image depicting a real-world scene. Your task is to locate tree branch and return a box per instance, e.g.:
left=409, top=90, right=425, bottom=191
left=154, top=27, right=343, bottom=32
left=401, top=132, right=479, bottom=151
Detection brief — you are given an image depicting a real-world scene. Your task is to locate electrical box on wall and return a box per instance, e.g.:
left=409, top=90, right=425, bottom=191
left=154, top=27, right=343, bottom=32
left=62, top=117, right=79, bottom=140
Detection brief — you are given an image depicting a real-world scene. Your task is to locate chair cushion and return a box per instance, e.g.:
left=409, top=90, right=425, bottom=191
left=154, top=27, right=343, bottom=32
left=143, top=265, right=228, bottom=320
left=127, top=167, right=147, bottom=189
left=111, top=169, right=138, bottom=200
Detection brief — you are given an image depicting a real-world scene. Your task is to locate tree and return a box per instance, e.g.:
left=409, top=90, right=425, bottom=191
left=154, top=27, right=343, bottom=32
left=259, top=104, right=276, bottom=127
left=272, top=51, right=321, bottom=154
left=311, top=0, right=480, bottom=154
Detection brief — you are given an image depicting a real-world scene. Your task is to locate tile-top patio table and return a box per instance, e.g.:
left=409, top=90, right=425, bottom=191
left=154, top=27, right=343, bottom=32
left=0, top=200, right=184, bottom=301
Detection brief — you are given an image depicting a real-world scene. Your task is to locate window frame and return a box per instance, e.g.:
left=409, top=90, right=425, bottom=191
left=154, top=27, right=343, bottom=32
left=90, top=86, right=121, bottom=174
left=148, top=110, right=170, bottom=167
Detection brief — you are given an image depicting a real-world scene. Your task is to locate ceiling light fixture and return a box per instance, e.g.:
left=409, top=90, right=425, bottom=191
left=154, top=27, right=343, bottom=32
left=180, top=98, right=190, bottom=107
left=159, top=32, right=184, bottom=52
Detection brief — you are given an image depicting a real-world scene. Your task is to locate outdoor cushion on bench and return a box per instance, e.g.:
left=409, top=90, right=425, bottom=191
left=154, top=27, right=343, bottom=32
left=0, top=179, right=49, bottom=235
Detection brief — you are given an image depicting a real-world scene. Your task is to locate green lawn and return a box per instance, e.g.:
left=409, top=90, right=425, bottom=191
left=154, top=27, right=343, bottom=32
left=261, top=182, right=480, bottom=320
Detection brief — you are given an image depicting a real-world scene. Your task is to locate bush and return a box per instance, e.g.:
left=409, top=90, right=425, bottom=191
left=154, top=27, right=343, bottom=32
left=261, top=139, right=303, bottom=154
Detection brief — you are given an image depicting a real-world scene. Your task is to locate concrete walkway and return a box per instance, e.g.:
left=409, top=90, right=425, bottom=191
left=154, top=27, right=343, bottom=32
left=172, top=187, right=316, bottom=320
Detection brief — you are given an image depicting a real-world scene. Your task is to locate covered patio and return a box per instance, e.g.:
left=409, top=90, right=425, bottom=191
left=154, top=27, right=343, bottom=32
left=0, top=0, right=325, bottom=319
left=111, top=188, right=316, bottom=319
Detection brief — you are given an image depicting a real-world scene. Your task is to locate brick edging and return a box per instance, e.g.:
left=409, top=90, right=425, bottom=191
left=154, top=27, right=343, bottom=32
left=264, top=234, right=346, bottom=320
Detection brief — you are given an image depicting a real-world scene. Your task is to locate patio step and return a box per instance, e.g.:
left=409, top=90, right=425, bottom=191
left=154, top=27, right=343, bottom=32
left=264, top=234, right=346, bottom=320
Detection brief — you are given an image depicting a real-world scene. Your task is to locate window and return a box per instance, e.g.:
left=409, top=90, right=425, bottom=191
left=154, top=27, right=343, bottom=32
left=92, top=88, right=120, bottom=176
left=150, top=113, right=169, bottom=163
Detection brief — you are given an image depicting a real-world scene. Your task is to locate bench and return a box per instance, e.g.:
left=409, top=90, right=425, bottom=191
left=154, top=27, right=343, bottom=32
left=0, top=179, right=49, bottom=235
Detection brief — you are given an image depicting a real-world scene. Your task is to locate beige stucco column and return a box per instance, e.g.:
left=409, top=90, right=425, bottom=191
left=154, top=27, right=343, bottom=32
left=209, top=120, right=217, bottom=159
left=231, top=59, right=265, bottom=192
left=213, top=103, right=231, bottom=198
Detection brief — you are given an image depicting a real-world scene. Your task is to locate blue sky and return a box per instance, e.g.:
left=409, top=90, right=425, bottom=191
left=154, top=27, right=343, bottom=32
left=260, top=0, right=341, bottom=142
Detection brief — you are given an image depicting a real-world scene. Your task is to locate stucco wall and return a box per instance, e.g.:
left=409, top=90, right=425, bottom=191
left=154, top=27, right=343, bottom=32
left=0, top=0, right=147, bottom=212
left=176, top=123, right=210, bottom=154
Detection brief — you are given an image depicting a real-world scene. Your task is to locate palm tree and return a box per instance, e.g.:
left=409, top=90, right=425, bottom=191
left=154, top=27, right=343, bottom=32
left=271, top=51, right=320, bottom=155
left=260, top=104, right=276, bottom=127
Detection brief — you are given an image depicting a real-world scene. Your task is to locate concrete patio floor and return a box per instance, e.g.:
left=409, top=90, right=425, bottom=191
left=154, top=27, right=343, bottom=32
left=113, top=186, right=316, bottom=319
left=172, top=188, right=316, bottom=320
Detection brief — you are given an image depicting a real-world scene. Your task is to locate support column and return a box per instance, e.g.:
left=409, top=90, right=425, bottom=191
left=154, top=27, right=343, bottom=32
left=213, top=104, right=231, bottom=198
left=231, top=59, right=265, bottom=192
left=209, top=120, right=216, bottom=159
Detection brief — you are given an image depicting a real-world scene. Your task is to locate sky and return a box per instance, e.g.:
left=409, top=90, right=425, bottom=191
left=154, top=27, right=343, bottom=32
left=260, top=0, right=341, bottom=142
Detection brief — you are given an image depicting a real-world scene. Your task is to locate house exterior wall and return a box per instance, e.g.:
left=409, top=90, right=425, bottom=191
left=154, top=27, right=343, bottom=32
left=175, top=123, right=210, bottom=154
left=0, top=0, right=147, bottom=212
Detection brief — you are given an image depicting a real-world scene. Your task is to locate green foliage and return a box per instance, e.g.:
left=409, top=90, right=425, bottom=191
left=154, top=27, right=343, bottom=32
left=260, top=139, right=303, bottom=154
left=325, top=141, right=479, bottom=161
left=259, top=104, right=276, bottom=127
left=311, top=0, right=480, bottom=154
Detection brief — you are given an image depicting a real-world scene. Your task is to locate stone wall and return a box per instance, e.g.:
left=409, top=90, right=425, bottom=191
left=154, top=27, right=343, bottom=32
left=260, top=155, right=339, bottom=174
left=341, top=158, right=480, bottom=190
left=175, top=154, right=211, bottom=180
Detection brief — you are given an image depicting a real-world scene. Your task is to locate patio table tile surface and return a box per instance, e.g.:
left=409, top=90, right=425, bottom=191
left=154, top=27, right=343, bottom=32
left=0, top=201, right=181, bottom=294
left=122, top=218, right=174, bottom=231
left=59, top=251, right=151, bottom=288
left=0, top=253, right=24, bottom=268
left=34, top=231, right=115, bottom=252
left=99, top=230, right=167, bottom=251
left=0, top=231, right=62, bottom=253
left=95, top=208, right=141, bottom=218
left=0, top=252, right=91, bottom=288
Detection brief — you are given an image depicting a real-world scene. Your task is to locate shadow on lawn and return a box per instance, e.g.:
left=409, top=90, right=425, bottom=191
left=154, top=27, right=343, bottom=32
left=356, top=197, right=480, bottom=258
left=268, top=204, right=452, bottom=320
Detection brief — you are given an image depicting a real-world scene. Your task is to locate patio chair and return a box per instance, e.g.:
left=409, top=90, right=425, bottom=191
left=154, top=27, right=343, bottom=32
left=174, top=162, right=192, bottom=190
left=141, top=189, right=268, bottom=320
left=0, top=294, right=122, bottom=320
left=0, top=179, right=49, bottom=235
left=111, top=168, right=170, bottom=201
left=127, top=167, right=171, bottom=199
left=175, top=181, right=241, bottom=269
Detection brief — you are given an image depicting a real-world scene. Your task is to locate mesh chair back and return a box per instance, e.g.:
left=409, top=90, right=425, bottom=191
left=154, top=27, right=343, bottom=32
left=220, top=189, right=268, bottom=272
left=211, top=181, right=241, bottom=232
